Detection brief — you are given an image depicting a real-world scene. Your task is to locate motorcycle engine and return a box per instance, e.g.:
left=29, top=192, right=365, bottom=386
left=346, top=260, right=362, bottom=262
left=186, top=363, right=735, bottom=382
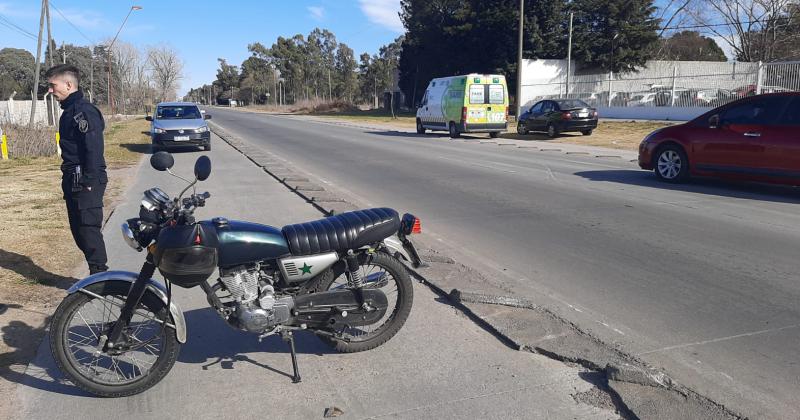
left=219, top=266, right=294, bottom=333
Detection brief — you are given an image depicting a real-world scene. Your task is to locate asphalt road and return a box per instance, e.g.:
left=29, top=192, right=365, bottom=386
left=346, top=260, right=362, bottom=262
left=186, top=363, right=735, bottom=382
left=210, top=108, right=800, bottom=419
left=15, top=133, right=614, bottom=419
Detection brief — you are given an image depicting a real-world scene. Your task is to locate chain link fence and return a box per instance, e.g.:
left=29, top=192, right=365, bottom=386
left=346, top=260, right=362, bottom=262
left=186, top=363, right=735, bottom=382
left=522, top=60, right=800, bottom=110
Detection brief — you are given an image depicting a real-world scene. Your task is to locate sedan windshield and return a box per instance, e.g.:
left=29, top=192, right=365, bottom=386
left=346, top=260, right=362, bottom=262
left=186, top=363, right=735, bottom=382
left=156, top=106, right=202, bottom=120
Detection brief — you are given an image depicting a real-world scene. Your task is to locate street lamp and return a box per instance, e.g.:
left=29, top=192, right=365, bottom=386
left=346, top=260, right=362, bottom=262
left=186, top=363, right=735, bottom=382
left=107, top=5, right=141, bottom=114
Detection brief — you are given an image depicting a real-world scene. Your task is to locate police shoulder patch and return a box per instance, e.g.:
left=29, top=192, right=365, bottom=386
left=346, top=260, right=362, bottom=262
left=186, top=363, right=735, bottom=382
left=73, top=112, right=89, bottom=133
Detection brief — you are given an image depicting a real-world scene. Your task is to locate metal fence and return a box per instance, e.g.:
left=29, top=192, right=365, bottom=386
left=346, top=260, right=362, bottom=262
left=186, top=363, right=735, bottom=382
left=522, top=60, right=800, bottom=110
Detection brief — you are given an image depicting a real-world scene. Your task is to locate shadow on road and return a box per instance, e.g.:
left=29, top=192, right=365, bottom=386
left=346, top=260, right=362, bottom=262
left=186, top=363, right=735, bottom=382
left=0, top=315, right=88, bottom=398
left=118, top=143, right=154, bottom=155
left=178, top=308, right=337, bottom=380
left=0, top=249, right=76, bottom=290
left=576, top=169, right=800, bottom=204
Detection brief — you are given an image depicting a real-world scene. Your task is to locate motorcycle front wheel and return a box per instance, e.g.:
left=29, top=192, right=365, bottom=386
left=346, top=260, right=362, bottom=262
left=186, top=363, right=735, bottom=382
left=50, top=281, right=180, bottom=397
left=312, top=252, right=413, bottom=353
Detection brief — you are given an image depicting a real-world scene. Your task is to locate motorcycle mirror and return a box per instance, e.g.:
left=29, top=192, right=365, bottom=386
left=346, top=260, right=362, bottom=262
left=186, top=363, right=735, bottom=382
left=150, top=151, right=174, bottom=171
left=194, top=155, right=211, bottom=181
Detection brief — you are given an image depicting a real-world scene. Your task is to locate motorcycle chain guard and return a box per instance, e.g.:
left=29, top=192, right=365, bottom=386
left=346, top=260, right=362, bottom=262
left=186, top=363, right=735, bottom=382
left=292, top=289, right=388, bottom=328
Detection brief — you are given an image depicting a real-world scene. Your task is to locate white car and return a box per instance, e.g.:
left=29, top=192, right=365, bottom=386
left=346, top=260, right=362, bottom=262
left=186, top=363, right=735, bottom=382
left=629, top=92, right=656, bottom=107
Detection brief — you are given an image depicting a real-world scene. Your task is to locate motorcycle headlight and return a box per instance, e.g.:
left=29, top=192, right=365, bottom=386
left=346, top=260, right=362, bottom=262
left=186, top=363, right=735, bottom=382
left=121, top=222, right=143, bottom=251
left=153, top=127, right=165, bottom=134
left=195, top=126, right=209, bottom=133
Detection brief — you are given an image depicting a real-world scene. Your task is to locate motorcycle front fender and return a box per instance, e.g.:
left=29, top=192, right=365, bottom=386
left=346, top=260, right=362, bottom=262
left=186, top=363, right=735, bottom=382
left=67, top=270, right=188, bottom=344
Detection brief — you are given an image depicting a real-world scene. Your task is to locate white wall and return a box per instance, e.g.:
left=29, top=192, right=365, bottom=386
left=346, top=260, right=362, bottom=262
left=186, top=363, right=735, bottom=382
left=597, top=106, right=708, bottom=121
left=0, top=100, right=50, bottom=125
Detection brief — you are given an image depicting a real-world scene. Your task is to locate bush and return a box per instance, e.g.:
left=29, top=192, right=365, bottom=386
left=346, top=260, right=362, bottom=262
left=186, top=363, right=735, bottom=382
left=0, top=123, right=58, bottom=158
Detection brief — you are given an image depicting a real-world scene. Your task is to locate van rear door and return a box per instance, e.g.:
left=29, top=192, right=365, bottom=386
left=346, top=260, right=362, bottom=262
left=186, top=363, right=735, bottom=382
left=487, top=82, right=507, bottom=125
left=465, top=77, right=507, bottom=130
left=466, top=78, right=489, bottom=126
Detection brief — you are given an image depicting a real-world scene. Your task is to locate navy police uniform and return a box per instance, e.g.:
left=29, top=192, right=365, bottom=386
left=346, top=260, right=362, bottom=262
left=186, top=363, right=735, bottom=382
left=59, top=89, right=108, bottom=274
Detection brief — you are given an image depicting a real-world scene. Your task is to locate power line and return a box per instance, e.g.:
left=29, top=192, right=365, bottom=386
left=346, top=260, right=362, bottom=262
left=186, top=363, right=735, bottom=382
left=49, top=1, right=95, bottom=45
left=0, top=13, right=38, bottom=39
left=661, top=19, right=794, bottom=32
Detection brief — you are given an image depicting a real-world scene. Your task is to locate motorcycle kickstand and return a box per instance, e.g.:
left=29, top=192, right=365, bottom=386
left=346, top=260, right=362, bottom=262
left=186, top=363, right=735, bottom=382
left=281, top=331, right=301, bottom=383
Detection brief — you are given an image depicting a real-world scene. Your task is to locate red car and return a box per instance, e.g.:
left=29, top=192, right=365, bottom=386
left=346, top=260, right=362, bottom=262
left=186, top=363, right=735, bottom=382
left=639, top=92, right=800, bottom=184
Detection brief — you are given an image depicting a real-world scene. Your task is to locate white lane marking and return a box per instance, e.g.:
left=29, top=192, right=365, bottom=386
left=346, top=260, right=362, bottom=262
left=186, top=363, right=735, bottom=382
left=546, top=166, right=558, bottom=182
left=637, top=323, right=800, bottom=355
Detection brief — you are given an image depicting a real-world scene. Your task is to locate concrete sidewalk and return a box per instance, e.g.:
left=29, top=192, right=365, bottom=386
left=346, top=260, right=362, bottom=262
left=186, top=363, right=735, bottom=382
left=12, top=133, right=618, bottom=419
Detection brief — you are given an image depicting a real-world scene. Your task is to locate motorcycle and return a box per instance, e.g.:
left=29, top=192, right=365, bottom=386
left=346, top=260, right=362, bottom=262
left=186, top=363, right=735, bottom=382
left=49, top=151, right=423, bottom=397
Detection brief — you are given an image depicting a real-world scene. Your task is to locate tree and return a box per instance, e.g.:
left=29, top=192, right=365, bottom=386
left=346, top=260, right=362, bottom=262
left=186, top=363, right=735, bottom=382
left=148, top=45, right=183, bottom=102
left=334, top=43, right=358, bottom=102
left=658, top=31, right=728, bottom=61
left=0, top=48, right=35, bottom=99
left=570, top=0, right=661, bottom=73
left=214, top=58, right=240, bottom=102
left=398, top=0, right=571, bottom=108
left=690, top=0, right=800, bottom=62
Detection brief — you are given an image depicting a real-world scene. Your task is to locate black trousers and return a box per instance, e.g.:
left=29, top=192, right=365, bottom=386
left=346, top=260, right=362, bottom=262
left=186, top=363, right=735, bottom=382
left=63, top=183, right=108, bottom=269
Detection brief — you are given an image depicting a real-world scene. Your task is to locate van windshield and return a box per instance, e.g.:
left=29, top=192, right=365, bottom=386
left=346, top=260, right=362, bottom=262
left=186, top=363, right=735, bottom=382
left=157, top=106, right=202, bottom=120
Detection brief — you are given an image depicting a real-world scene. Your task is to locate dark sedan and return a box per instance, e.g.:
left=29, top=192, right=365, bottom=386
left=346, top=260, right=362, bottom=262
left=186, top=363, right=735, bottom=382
left=517, top=99, right=598, bottom=138
left=639, top=92, right=800, bottom=184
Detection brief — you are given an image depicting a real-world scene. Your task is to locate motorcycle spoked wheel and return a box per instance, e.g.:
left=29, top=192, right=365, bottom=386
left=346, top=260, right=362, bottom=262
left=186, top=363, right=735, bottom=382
left=312, top=252, right=413, bottom=353
left=50, top=281, right=181, bottom=397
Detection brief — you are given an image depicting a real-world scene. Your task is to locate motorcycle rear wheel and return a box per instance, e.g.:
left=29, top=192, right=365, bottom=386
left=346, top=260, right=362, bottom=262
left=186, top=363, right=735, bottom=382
left=313, top=252, right=413, bottom=353
left=50, top=281, right=180, bottom=397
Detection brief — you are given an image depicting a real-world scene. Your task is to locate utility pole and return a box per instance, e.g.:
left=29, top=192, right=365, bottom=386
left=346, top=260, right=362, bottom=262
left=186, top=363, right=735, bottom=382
left=89, top=47, right=94, bottom=102
left=515, top=0, right=524, bottom=119
left=566, top=12, right=573, bottom=98
left=29, top=0, right=46, bottom=128
left=45, top=0, right=56, bottom=126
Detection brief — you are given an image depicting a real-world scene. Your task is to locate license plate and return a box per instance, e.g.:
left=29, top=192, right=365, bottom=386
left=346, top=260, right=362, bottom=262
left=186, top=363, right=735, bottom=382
left=578, top=112, right=589, bottom=118
left=174, top=136, right=190, bottom=141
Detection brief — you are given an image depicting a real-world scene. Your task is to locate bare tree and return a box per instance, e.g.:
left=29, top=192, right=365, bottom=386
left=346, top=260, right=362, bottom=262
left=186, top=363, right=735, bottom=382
left=148, top=45, right=183, bottom=102
left=690, top=0, right=800, bottom=61
left=112, top=41, right=138, bottom=113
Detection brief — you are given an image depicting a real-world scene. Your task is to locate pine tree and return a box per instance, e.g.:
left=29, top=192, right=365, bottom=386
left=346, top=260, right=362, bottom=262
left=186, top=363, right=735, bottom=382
left=570, top=0, right=660, bottom=73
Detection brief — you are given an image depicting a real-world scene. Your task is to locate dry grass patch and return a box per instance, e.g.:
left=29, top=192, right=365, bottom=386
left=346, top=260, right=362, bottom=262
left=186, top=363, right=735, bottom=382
left=502, top=120, right=676, bottom=150
left=0, top=117, right=150, bottom=307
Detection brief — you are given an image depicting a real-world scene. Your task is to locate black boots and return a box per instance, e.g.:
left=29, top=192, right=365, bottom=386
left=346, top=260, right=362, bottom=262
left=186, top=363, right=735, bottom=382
left=89, top=264, right=108, bottom=275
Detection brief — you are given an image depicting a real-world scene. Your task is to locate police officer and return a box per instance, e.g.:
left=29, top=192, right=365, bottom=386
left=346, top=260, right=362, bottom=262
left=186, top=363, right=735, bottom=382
left=45, top=64, right=108, bottom=275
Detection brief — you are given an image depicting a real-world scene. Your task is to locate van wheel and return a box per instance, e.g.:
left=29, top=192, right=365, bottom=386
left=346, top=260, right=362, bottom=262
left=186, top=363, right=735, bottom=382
left=416, top=119, right=426, bottom=134
left=546, top=123, right=559, bottom=138
left=489, top=132, right=499, bottom=138
left=448, top=122, right=460, bottom=139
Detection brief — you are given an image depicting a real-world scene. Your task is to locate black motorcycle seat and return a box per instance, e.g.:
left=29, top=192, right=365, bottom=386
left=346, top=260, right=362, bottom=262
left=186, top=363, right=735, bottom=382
left=282, top=208, right=400, bottom=256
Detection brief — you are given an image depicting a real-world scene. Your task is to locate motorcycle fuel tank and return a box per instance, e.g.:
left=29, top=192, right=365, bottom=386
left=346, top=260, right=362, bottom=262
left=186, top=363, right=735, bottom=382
left=202, top=218, right=291, bottom=267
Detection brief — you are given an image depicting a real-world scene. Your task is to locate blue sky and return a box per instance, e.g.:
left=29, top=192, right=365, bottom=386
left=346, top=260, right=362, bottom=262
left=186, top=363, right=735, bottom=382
left=0, top=1, right=733, bottom=96
left=0, top=0, right=405, bottom=95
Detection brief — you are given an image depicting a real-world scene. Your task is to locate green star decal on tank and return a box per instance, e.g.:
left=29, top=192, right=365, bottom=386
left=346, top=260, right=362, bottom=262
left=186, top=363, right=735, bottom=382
left=300, top=263, right=313, bottom=274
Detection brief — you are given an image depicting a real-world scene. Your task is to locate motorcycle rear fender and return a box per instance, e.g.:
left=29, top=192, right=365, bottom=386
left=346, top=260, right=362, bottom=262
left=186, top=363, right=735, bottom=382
left=383, top=236, right=411, bottom=262
left=67, top=270, right=188, bottom=344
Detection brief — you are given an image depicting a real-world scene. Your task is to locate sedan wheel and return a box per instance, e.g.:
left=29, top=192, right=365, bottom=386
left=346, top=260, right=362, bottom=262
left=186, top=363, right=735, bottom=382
left=546, top=123, right=559, bottom=138
left=517, top=122, right=528, bottom=135
left=654, top=146, right=689, bottom=183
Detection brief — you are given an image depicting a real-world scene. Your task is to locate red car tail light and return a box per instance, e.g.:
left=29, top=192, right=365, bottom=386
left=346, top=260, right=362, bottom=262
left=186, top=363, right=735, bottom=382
left=461, top=107, right=467, bottom=123
left=562, top=112, right=573, bottom=120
